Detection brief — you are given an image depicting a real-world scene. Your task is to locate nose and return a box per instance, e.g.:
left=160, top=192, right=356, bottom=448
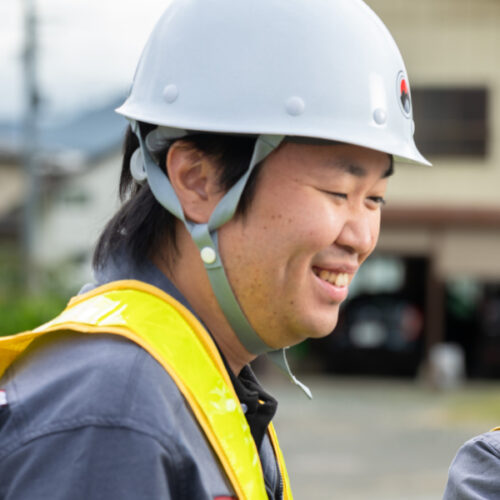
left=335, top=210, right=380, bottom=257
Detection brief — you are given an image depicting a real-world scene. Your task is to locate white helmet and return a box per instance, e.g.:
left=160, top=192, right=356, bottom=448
left=117, top=0, right=429, bottom=166
left=116, top=0, right=429, bottom=397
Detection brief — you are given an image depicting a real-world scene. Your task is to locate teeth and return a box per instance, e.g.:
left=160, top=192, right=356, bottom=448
left=319, top=270, right=330, bottom=281
left=327, top=274, right=337, bottom=284
left=315, top=268, right=349, bottom=287
left=335, top=273, right=348, bottom=286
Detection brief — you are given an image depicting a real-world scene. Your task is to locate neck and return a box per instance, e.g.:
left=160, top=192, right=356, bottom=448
left=153, top=227, right=256, bottom=375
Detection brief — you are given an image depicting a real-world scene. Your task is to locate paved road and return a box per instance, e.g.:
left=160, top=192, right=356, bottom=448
left=260, top=373, right=500, bottom=500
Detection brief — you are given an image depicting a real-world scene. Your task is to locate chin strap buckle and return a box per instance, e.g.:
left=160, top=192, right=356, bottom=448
left=267, top=348, right=313, bottom=399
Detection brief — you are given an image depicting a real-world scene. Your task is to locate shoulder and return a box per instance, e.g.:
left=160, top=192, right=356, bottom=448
left=0, top=331, right=187, bottom=454
left=453, top=430, right=500, bottom=465
left=0, top=331, right=237, bottom=499
left=444, top=431, right=500, bottom=499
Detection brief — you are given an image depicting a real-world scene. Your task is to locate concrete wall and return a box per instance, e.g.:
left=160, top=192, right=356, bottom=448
left=34, top=153, right=121, bottom=282
left=0, top=163, right=25, bottom=218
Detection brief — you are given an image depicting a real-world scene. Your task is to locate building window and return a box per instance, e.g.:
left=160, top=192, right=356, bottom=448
left=412, top=87, right=488, bottom=157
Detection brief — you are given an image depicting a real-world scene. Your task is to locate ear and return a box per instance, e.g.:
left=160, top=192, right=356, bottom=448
left=166, top=141, right=223, bottom=223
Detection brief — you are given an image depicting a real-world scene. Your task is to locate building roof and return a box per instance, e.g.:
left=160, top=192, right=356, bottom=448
left=0, top=96, right=127, bottom=235
left=0, top=96, right=126, bottom=166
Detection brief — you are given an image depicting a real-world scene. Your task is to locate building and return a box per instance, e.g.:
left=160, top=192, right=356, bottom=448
left=322, top=0, right=500, bottom=378
left=0, top=99, right=125, bottom=288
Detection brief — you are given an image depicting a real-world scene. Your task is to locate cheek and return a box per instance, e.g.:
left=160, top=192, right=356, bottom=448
left=304, top=205, right=346, bottom=245
left=363, top=212, right=383, bottom=259
left=272, top=203, right=337, bottom=251
left=372, top=211, right=382, bottom=240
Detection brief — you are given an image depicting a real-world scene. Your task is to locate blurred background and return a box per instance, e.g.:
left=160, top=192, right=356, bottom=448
left=1, top=0, right=500, bottom=498
left=0, top=0, right=167, bottom=330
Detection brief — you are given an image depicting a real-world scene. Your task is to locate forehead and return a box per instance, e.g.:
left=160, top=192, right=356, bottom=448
left=272, top=141, right=393, bottom=179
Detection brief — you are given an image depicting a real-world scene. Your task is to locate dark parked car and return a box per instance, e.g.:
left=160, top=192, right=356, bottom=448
left=319, top=293, right=424, bottom=377
left=474, top=295, right=500, bottom=377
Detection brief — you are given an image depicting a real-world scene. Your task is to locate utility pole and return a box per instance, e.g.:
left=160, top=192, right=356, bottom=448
left=22, top=0, right=40, bottom=292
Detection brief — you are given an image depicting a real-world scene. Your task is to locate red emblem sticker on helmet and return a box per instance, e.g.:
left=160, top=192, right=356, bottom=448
left=397, top=71, right=411, bottom=118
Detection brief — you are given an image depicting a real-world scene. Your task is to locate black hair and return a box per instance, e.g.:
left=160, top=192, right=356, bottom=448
left=92, top=122, right=259, bottom=271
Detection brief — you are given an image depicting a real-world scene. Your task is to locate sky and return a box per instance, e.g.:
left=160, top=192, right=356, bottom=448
left=0, top=0, right=169, bottom=123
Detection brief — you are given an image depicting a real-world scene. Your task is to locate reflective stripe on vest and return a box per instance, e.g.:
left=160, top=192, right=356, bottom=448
left=0, top=280, right=293, bottom=500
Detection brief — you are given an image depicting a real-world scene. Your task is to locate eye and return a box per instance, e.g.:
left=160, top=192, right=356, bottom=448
left=323, top=190, right=347, bottom=200
left=366, top=196, right=386, bottom=208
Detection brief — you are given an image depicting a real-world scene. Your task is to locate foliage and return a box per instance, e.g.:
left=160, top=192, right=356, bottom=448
left=0, top=293, right=68, bottom=337
left=0, top=245, right=73, bottom=336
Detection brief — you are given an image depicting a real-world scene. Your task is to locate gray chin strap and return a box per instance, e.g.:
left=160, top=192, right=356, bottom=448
left=131, top=121, right=312, bottom=399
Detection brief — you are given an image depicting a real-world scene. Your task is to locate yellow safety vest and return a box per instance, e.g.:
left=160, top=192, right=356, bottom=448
left=0, top=280, right=292, bottom=500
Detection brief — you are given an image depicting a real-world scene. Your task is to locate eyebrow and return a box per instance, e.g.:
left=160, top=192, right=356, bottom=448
left=331, top=155, right=394, bottom=179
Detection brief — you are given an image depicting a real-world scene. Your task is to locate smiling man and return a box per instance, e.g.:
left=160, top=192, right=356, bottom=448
left=0, top=1, right=428, bottom=499
left=163, top=141, right=394, bottom=366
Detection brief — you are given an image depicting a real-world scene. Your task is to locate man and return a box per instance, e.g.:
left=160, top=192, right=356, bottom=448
left=0, top=0, right=429, bottom=498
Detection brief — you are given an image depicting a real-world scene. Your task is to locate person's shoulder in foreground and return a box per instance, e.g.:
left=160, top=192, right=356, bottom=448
left=0, top=330, right=233, bottom=499
left=443, top=429, right=500, bottom=499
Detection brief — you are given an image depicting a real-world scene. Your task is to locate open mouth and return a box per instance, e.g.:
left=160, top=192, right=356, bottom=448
left=312, top=267, right=349, bottom=287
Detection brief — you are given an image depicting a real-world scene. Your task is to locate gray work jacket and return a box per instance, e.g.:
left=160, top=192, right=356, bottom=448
left=0, top=257, right=283, bottom=499
left=443, top=430, right=500, bottom=499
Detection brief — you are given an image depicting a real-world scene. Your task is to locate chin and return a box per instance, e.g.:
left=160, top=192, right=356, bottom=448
left=266, top=308, right=340, bottom=348
left=291, top=315, right=339, bottom=344
left=311, top=314, right=340, bottom=338
left=308, top=326, right=336, bottom=340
